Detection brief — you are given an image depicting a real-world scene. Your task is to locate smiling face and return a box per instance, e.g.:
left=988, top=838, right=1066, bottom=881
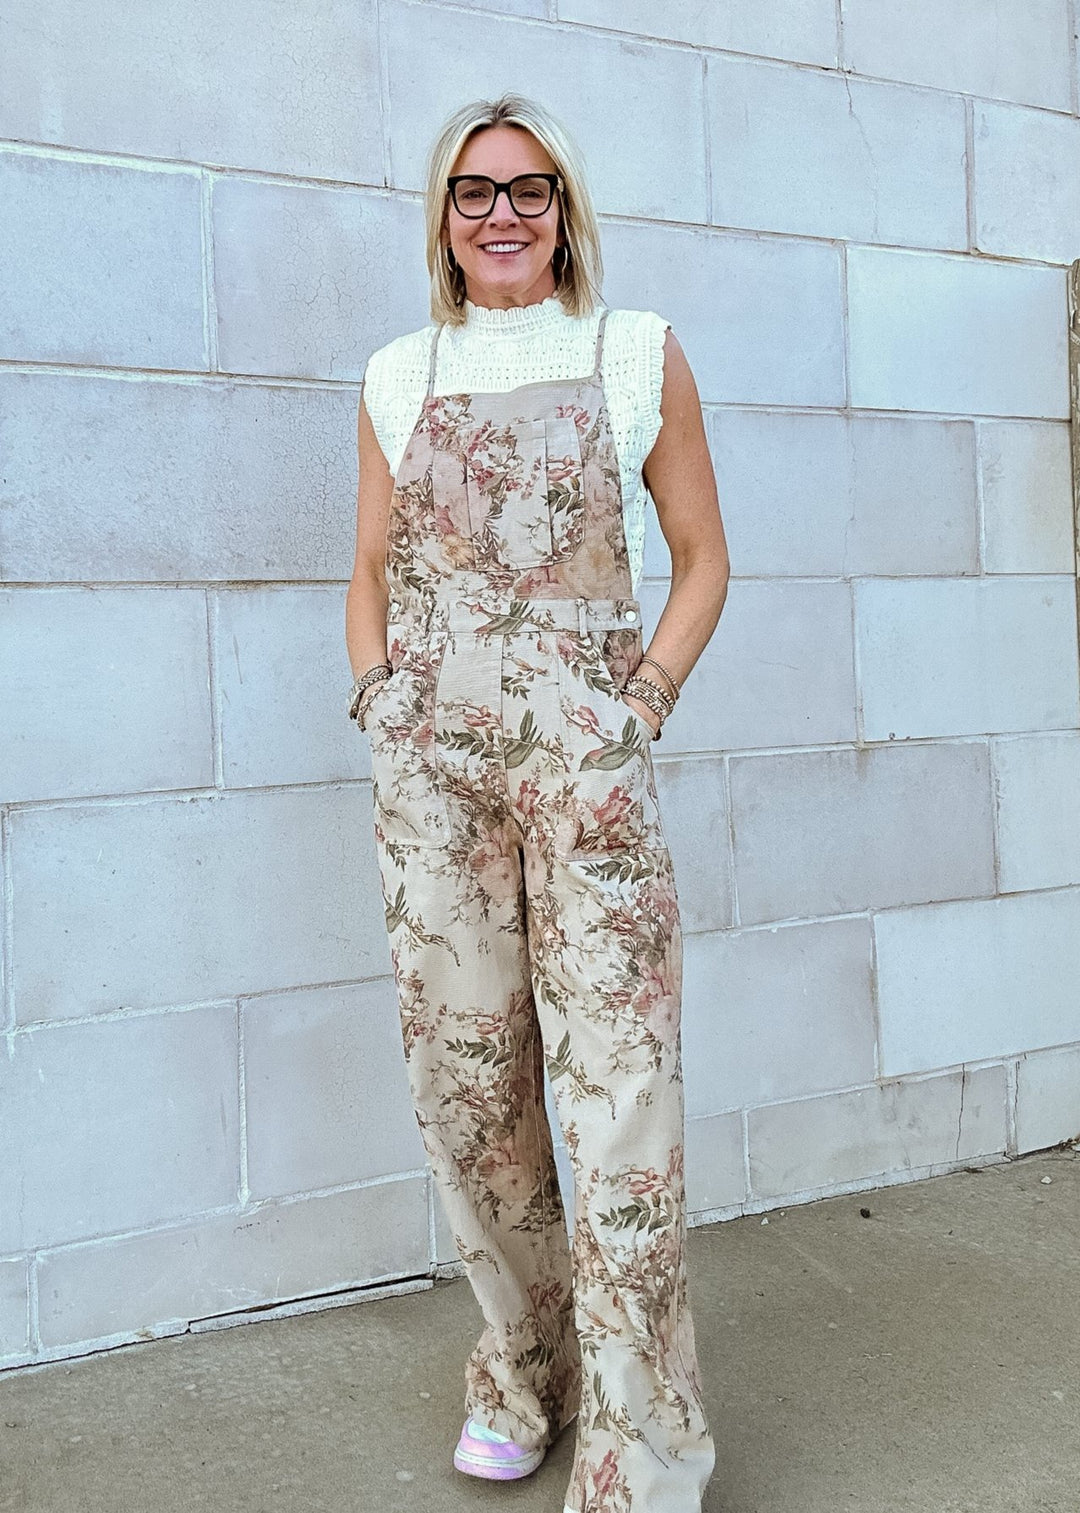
left=444, top=123, right=563, bottom=310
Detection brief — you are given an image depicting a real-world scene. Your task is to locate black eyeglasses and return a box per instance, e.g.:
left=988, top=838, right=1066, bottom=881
left=447, top=173, right=563, bottom=219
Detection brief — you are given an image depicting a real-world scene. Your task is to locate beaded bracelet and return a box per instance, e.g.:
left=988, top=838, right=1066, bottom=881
left=348, top=662, right=392, bottom=724
left=638, top=655, right=681, bottom=699
left=623, top=674, right=676, bottom=740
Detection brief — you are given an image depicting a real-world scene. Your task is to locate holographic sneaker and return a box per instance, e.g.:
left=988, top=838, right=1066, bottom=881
left=452, top=1416, right=546, bottom=1481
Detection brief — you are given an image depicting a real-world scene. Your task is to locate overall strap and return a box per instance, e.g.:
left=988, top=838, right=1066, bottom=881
left=591, top=305, right=611, bottom=380
left=425, top=323, right=442, bottom=398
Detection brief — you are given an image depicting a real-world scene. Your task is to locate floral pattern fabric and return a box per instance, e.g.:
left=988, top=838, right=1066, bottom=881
left=363, top=309, right=715, bottom=1511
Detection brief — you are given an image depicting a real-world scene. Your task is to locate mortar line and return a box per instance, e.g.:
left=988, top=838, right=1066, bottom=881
left=205, top=589, right=224, bottom=790
left=1, top=808, right=13, bottom=1039
left=374, top=0, right=393, bottom=189
left=963, top=95, right=976, bottom=253
left=200, top=169, right=218, bottom=372
left=236, top=998, right=249, bottom=1207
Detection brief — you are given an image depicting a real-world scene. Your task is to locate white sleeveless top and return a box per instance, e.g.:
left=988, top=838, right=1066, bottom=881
left=362, top=296, right=671, bottom=593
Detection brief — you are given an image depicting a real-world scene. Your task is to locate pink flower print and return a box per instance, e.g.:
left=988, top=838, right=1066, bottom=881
left=474, top=1140, right=531, bottom=1205
left=570, top=703, right=603, bottom=738
left=515, top=776, right=543, bottom=820
left=592, top=785, right=635, bottom=835
left=555, top=401, right=591, bottom=435
left=409, top=717, right=436, bottom=750
left=469, top=839, right=520, bottom=903
left=627, top=1168, right=666, bottom=1197
left=633, top=959, right=681, bottom=1046
left=547, top=452, right=580, bottom=484
left=465, top=705, right=502, bottom=734
left=592, top=1450, right=621, bottom=1497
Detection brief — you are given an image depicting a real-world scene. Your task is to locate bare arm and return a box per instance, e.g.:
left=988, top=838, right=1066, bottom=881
left=345, top=385, right=396, bottom=718
left=621, top=328, right=730, bottom=733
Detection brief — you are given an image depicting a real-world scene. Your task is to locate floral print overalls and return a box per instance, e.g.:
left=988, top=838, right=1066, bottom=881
left=362, top=306, right=715, bottom=1512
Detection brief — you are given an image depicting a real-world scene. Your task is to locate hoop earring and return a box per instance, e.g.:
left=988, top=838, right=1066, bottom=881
left=445, top=245, right=458, bottom=274
left=552, top=244, right=568, bottom=281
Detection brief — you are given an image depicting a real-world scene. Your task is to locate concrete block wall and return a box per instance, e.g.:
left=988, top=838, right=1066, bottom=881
left=2, top=0, right=1078, bottom=1369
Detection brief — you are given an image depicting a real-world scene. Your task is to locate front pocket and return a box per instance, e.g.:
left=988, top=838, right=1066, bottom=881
left=367, top=635, right=452, bottom=849
left=464, top=417, right=584, bottom=571
left=553, top=631, right=667, bottom=859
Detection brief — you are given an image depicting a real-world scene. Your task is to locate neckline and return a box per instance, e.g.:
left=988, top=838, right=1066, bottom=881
left=427, top=306, right=610, bottom=400
left=461, top=294, right=569, bottom=337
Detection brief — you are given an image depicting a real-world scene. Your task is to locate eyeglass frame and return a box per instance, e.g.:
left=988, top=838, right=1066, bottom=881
left=446, top=172, right=564, bottom=219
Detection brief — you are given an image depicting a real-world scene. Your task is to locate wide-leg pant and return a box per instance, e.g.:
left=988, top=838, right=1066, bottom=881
left=369, top=614, right=715, bottom=1512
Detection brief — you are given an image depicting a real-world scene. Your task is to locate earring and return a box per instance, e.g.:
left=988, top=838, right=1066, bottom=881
left=552, top=244, right=569, bottom=280
left=445, top=245, right=458, bottom=274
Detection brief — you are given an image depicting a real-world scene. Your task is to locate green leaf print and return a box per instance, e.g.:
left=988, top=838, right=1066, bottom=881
left=503, top=708, right=547, bottom=769
left=545, top=1032, right=616, bottom=1114
left=383, top=881, right=461, bottom=965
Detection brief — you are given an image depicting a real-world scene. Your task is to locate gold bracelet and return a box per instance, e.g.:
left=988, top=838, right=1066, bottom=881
left=623, top=675, right=675, bottom=739
left=638, top=655, right=680, bottom=699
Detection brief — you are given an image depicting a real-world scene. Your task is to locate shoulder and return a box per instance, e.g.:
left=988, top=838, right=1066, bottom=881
left=600, top=308, right=674, bottom=382
left=599, top=308, right=673, bottom=412
left=362, top=323, right=434, bottom=398
left=603, top=307, right=673, bottom=347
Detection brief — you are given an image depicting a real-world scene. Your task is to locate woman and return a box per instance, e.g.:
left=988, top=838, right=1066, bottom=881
left=346, top=92, right=729, bottom=1513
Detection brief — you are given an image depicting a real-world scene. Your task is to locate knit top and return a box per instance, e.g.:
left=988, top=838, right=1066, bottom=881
left=362, top=295, right=672, bottom=592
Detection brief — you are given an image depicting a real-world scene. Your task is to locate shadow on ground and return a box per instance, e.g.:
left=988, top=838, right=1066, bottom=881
left=2, top=1148, right=1078, bottom=1512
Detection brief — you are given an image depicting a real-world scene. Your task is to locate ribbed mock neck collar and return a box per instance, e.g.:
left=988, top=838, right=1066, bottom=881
left=462, top=294, right=569, bottom=337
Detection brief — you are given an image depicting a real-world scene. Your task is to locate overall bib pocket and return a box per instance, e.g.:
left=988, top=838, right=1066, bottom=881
left=464, top=416, right=584, bottom=571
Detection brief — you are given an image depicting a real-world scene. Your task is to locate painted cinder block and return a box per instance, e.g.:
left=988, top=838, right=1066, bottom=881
left=640, top=578, right=855, bottom=754
left=848, top=247, right=1069, bottom=420
left=558, top=0, right=838, bottom=66
left=709, top=56, right=966, bottom=248
left=0, top=588, right=212, bottom=804
left=0, top=1259, right=30, bottom=1363
left=978, top=420, right=1075, bottom=576
left=681, top=917, right=877, bottom=1117
left=0, top=151, right=205, bottom=370
left=840, top=0, right=1073, bottom=113
left=994, top=734, right=1080, bottom=894
left=856, top=577, right=1080, bottom=741
left=213, top=180, right=429, bottom=382
left=383, top=0, right=707, bottom=223
left=729, top=741, right=995, bottom=925
left=1015, top=1044, right=1080, bottom=1155
left=243, top=981, right=425, bottom=1199
left=876, top=890, right=1080, bottom=1074
left=0, top=0, right=383, bottom=183
left=685, top=1111, right=747, bottom=1215
left=0, top=372, right=360, bottom=584
left=35, top=1177, right=428, bottom=1352
left=9, top=787, right=390, bottom=1023
left=748, top=1065, right=1008, bottom=1199
left=213, top=588, right=370, bottom=789
left=654, top=758, right=732, bottom=934
left=706, top=410, right=978, bottom=577
left=602, top=220, right=845, bottom=407
left=974, top=102, right=1080, bottom=265
left=0, top=1005, right=239, bottom=1252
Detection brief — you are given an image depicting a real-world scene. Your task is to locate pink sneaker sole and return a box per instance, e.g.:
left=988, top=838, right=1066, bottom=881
left=453, top=1419, right=546, bottom=1481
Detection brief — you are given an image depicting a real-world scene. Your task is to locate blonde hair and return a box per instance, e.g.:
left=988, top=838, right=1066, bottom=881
left=424, top=93, right=604, bottom=327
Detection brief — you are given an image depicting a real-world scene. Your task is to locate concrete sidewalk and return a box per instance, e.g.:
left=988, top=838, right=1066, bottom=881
left=2, top=1148, right=1077, bottom=1513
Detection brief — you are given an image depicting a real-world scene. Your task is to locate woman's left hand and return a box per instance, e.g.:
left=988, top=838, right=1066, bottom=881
left=621, top=691, right=661, bottom=737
